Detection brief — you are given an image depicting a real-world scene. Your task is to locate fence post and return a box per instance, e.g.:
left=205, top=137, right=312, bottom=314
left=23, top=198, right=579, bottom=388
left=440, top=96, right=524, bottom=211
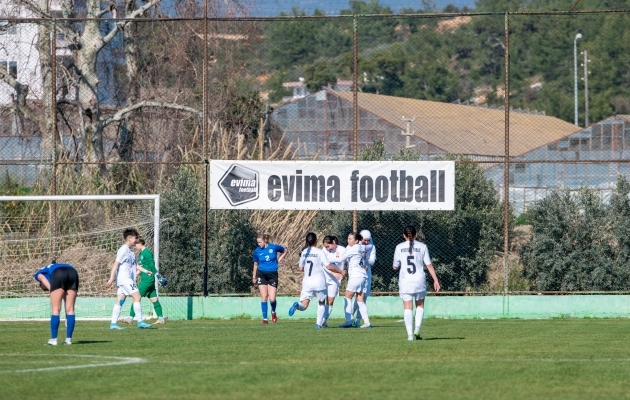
left=51, top=19, right=57, bottom=258
left=503, top=12, right=511, bottom=311
left=202, top=0, right=209, bottom=297
left=352, top=14, right=358, bottom=232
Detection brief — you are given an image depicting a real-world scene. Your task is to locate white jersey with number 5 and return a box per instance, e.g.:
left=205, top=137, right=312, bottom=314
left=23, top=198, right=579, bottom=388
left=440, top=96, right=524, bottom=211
left=115, top=245, right=137, bottom=286
left=393, top=240, right=431, bottom=293
left=299, top=247, right=328, bottom=292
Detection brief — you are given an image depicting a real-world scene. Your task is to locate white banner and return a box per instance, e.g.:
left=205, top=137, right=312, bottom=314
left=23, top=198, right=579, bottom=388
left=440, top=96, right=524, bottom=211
left=209, top=160, right=454, bottom=211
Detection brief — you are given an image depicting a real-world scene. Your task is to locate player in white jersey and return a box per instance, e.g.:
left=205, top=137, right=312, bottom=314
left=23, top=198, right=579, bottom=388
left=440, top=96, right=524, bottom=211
left=106, top=228, right=154, bottom=330
left=337, top=232, right=372, bottom=328
left=393, top=225, right=440, bottom=341
left=288, top=232, right=347, bottom=328
left=321, top=235, right=346, bottom=327
left=353, top=229, right=376, bottom=327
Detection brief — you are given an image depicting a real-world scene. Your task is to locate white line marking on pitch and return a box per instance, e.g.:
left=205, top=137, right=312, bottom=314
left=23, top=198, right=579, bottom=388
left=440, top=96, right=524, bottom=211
left=0, top=354, right=144, bottom=374
left=160, top=358, right=630, bottom=366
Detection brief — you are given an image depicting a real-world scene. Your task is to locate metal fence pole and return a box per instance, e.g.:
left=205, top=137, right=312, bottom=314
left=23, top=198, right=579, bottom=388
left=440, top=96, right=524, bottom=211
left=503, top=12, right=511, bottom=300
left=51, top=19, right=57, bottom=258
left=352, top=14, right=358, bottom=232
left=202, top=0, right=209, bottom=296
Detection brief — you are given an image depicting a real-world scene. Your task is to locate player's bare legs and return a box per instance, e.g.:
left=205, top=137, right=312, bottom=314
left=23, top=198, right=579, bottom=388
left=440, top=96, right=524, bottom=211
left=49, top=288, right=64, bottom=315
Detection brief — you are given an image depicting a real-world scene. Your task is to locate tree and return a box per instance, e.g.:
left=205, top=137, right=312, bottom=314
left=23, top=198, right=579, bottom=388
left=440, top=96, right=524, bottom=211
left=160, top=166, right=204, bottom=294
left=522, top=179, right=630, bottom=291
left=1, top=0, right=263, bottom=178
left=312, top=140, right=506, bottom=292
left=160, top=165, right=257, bottom=294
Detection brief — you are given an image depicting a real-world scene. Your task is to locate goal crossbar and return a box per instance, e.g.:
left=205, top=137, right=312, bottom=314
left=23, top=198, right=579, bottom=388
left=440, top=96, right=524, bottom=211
left=0, top=194, right=161, bottom=273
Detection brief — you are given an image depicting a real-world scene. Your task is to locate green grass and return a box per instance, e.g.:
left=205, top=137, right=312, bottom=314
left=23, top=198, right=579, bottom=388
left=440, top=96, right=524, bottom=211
left=2, top=318, right=630, bottom=399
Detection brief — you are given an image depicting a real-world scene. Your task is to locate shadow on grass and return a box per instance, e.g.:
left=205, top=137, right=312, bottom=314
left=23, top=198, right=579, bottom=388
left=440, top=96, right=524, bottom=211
left=73, top=340, right=112, bottom=344
left=421, top=337, right=465, bottom=341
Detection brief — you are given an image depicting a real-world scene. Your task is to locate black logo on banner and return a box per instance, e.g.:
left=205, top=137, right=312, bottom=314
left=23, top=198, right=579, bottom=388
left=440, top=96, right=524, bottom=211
left=219, top=164, right=259, bottom=206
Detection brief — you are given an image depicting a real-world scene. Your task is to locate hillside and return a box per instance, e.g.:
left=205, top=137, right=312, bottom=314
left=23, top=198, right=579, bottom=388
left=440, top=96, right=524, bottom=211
left=259, top=0, right=630, bottom=126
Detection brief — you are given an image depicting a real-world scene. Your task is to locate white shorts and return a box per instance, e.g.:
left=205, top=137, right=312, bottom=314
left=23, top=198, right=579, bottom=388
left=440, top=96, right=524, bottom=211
left=365, top=269, right=372, bottom=297
left=346, top=277, right=368, bottom=294
left=399, top=291, right=427, bottom=302
left=326, top=280, right=340, bottom=298
left=300, top=289, right=327, bottom=303
left=117, top=282, right=139, bottom=296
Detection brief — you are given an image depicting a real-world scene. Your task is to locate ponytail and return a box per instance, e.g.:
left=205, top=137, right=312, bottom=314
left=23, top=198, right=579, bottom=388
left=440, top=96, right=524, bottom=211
left=403, top=225, right=417, bottom=254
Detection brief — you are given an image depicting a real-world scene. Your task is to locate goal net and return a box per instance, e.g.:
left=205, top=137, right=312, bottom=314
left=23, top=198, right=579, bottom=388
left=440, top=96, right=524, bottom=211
left=0, top=195, right=160, bottom=320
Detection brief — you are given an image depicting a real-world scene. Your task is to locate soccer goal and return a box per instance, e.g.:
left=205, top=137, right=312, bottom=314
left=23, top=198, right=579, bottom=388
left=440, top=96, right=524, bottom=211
left=0, top=194, right=160, bottom=320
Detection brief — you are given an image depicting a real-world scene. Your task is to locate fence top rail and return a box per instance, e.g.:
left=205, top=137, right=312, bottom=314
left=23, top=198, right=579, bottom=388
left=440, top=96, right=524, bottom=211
left=2, top=8, right=629, bottom=23
left=0, top=195, right=160, bottom=201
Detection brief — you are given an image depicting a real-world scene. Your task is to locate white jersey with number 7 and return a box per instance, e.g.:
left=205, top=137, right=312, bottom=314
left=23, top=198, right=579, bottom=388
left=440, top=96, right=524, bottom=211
left=299, top=247, right=328, bottom=292
left=393, top=240, right=432, bottom=294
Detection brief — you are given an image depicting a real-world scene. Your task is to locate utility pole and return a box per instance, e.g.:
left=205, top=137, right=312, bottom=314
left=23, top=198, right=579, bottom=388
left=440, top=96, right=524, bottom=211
left=581, top=50, right=590, bottom=127
left=401, top=116, right=416, bottom=149
left=573, top=33, right=582, bottom=126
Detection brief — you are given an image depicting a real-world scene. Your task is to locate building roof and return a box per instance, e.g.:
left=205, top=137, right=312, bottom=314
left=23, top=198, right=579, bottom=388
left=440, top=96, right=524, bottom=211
left=283, top=81, right=306, bottom=88
left=332, top=90, right=581, bottom=157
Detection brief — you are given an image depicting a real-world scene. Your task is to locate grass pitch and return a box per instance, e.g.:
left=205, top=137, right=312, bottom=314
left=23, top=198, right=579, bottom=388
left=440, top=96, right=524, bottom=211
left=1, top=318, right=630, bottom=399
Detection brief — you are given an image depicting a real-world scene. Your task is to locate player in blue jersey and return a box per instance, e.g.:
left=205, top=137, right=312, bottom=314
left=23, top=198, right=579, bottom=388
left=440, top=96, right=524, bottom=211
left=34, top=261, right=79, bottom=345
left=252, top=233, right=286, bottom=324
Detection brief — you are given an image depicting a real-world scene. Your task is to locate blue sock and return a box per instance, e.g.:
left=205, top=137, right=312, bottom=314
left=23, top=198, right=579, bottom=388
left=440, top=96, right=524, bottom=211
left=270, top=301, right=277, bottom=313
left=66, top=315, right=76, bottom=339
left=50, top=315, right=60, bottom=339
left=261, top=302, right=268, bottom=319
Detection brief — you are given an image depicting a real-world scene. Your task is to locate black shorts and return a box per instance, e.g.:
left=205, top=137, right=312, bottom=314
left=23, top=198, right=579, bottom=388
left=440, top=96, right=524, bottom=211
left=50, top=267, right=79, bottom=292
left=256, top=270, right=278, bottom=288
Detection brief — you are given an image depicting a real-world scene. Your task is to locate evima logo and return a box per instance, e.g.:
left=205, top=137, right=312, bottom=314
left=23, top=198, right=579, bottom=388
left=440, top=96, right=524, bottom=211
left=219, top=164, right=259, bottom=206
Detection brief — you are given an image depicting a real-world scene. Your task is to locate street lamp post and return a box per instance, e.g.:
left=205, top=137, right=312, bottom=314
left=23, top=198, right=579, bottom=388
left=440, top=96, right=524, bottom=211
left=574, top=33, right=582, bottom=126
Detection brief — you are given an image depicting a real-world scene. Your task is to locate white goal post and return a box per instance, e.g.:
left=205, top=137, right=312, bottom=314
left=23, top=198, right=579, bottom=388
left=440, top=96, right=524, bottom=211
left=0, top=193, right=164, bottom=323
left=0, top=194, right=160, bottom=272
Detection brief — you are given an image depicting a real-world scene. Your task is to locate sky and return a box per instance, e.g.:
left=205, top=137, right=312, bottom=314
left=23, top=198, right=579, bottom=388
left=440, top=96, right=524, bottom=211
left=246, top=0, right=478, bottom=17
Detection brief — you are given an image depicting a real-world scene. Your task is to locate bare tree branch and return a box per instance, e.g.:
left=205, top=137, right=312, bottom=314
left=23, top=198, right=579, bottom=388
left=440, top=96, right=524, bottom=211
left=102, top=101, right=203, bottom=127
left=100, top=0, right=161, bottom=48
left=14, top=0, right=77, bottom=42
left=0, top=68, right=38, bottom=126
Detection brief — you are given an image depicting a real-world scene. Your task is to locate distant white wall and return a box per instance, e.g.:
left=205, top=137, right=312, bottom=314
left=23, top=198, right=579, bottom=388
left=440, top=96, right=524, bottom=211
left=0, top=0, right=43, bottom=105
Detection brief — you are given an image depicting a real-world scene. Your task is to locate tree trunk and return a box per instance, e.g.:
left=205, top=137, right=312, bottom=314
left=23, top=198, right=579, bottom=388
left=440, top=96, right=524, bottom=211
left=37, top=0, right=54, bottom=162
left=119, top=0, right=141, bottom=162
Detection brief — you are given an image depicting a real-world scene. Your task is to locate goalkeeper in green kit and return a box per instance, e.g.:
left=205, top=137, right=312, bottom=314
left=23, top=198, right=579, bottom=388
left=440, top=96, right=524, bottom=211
left=120, top=237, right=166, bottom=325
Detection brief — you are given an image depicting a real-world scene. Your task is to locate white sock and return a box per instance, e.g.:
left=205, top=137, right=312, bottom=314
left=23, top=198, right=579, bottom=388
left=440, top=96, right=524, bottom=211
left=111, top=304, right=122, bottom=324
left=404, top=309, right=413, bottom=336
left=133, top=302, right=143, bottom=321
left=297, top=302, right=306, bottom=311
left=325, top=305, right=332, bottom=320
left=344, top=297, right=354, bottom=322
left=357, top=302, right=370, bottom=325
left=415, top=307, right=425, bottom=334
left=316, top=304, right=326, bottom=326
left=354, top=299, right=361, bottom=320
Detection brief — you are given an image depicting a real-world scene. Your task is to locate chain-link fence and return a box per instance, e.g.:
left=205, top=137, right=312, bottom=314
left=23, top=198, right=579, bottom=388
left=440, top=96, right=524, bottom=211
left=2, top=2, right=630, bottom=298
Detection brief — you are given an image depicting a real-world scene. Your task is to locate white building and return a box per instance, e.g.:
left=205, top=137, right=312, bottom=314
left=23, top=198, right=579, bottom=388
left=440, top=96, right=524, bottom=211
left=0, top=0, right=43, bottom=106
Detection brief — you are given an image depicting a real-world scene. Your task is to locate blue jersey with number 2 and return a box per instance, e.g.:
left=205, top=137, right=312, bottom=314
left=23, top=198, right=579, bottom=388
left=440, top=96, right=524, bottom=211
left=253, top=244, right=285, bottom=272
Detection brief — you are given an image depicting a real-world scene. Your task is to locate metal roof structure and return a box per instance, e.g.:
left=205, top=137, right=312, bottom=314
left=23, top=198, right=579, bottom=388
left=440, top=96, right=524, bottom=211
left=331, top=90, right=581, bottom=157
